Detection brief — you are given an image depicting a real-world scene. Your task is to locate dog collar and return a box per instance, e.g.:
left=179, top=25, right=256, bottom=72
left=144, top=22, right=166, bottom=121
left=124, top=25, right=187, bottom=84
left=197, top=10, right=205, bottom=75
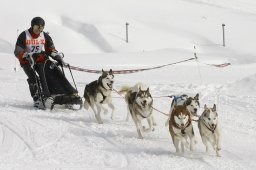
left=139, top=110, right=152, bottom=119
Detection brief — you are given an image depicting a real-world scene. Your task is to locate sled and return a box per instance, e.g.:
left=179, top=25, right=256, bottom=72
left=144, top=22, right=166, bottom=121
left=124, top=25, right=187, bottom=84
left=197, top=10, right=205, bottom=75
left=29, top=57, right=82, bottom=110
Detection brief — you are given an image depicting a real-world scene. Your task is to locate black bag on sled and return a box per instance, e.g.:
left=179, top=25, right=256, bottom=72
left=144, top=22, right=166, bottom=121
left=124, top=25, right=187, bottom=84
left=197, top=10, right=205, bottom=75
left=42, top=60, right=82, bottom=109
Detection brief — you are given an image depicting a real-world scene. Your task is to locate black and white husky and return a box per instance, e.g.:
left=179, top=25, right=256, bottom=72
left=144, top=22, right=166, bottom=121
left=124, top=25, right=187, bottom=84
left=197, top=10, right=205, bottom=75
left=83, top=69, right=115, bottom=124
left=198, top=104, right=221, bottom=157
left=165, top=94, right=200, bottom=126
left=119, top=83, right=155, bottom=139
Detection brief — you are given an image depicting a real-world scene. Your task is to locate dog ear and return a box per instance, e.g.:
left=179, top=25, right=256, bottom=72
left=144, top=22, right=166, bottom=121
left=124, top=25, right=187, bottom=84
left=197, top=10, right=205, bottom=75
left=146, top=87, right=149, bottom=92
left=185, top=98, right=191, bottom=106
left=212, top=104, right=216, bottom=112
left=194, top=93, right=199, bottom=100
left=109, top=69, right=113, bottom=74
left=204, top=104, right=207, bottom=110
left=102, top=69, right=104, bottom=73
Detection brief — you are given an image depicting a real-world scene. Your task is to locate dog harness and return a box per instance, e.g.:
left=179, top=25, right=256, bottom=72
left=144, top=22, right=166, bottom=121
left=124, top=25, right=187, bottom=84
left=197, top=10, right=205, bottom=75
left=96, top=80, right=107, bottom=104
left=137, top=111, right=151, bottom=119
left=172, top=94, right=188, bottom=106
left=174, top=121, right=190, bottom=135
left=202, top=119, right=217, bottom=133
left=99, top=91, right=107, bottom=104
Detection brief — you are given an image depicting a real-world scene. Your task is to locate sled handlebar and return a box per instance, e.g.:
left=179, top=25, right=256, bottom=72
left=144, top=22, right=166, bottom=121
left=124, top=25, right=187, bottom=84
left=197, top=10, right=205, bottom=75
left=26, top=52, right=69, bottom=68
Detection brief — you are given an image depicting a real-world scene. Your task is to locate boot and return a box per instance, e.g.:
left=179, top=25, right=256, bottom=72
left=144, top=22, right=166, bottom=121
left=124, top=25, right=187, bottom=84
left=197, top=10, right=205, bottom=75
left=33, top=99, right=45, bottom=110
left=44, top=96, right=54, bottom=109
left=27, top=78, right=39, bottom=101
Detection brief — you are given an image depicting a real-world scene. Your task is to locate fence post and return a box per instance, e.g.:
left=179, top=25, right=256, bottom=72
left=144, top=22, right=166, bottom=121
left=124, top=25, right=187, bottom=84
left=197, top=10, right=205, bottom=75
left=126, top=22, right=129, bottom=43
left=222, top=24, right=225, bottom=47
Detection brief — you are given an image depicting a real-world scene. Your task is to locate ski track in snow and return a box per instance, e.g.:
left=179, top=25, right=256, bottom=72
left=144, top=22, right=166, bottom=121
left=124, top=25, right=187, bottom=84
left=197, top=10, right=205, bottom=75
left=45, top=114, right=130, bottom=169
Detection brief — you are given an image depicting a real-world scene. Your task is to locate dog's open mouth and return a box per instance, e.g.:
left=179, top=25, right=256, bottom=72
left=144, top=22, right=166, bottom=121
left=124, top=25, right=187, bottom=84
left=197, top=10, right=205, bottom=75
left=107, top=82, right=113, bottom=89
left=141, top=102, right=147, bottom=107
left=209, top=123, right=216, bottom=129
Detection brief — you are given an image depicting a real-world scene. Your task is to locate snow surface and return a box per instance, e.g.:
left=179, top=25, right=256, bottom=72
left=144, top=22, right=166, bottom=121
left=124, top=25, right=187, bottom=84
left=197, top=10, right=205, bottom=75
left=0, top=0, right=256, bottom=169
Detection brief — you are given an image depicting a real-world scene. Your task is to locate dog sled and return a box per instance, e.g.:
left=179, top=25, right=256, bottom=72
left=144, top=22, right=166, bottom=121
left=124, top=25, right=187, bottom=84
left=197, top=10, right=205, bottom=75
left=28, top=54, right=82, bottom=110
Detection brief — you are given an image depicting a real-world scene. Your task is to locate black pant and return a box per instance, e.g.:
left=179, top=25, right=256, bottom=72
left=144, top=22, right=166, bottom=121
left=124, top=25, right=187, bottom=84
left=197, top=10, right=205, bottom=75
left=22, top=63, right=51, bottom=101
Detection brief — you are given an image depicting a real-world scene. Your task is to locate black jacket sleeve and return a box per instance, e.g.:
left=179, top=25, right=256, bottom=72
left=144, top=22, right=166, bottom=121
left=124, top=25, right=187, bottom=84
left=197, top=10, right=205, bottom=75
left=44, top=32, right=57, bottom=55
left=14, top=31, right=26, bottom=58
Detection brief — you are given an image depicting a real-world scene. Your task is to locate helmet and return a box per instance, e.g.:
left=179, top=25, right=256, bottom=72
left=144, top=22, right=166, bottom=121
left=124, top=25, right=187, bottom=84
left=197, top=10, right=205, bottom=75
left=31, top=17, right=45, bottom=27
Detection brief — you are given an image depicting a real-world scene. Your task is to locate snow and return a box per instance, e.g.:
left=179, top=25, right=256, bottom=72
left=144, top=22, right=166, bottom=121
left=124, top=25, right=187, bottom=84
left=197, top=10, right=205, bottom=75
left=1, top=0, right=256, bottom=169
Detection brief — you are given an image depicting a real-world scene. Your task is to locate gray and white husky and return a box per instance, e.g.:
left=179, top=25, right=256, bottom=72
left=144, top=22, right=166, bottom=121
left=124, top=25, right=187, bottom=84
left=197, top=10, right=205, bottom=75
left=198, top=104, right=221, bottom=157
left=83, top=69, right=115, bottom=124
left=119, top=83, right=155, bottom=139
left=169, top=105, right=195, bottom=153
left=165, top=94, right=200, bottom=126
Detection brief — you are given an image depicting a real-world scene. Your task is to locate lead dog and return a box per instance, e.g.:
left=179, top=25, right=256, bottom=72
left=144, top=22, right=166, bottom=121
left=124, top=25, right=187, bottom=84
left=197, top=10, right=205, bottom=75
left=83, top=69, right=115, bottom=124
left=198, top=104, right=221, bottom=157
left=165, top=94, right=200, bottom=126
left=169, top=105, right=195, bottom=153
left=119, top=83, right=154, bottom=139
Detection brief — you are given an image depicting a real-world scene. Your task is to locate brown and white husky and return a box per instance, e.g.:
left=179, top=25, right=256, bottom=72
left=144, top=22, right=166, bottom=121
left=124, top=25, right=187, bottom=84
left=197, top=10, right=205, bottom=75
left=169, top=105, right=195, bottom=153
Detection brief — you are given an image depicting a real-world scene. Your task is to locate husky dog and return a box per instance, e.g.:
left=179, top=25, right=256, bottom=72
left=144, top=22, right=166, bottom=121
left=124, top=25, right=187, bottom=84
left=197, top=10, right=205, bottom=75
left=198, top=104, right=221, bottom=157
left=165, top=94, right=200, bottom=126
left=83, top=69, right=115, bottom=124
left=119, top=83, right=156, bottom=122
left=169, top=105, right=195, bottom=153
left=119, top=83, right=154, bottom=139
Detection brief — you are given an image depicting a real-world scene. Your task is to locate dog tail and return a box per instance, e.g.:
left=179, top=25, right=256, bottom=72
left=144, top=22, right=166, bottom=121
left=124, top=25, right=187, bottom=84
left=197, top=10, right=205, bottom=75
left=118, top=85, right=131, bottom=94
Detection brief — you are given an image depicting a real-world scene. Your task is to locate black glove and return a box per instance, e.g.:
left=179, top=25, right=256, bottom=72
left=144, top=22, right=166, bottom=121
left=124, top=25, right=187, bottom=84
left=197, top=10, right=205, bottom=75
left=32, top=53, right=41, bottom=60
left=54, top=55, right=64, bottom=67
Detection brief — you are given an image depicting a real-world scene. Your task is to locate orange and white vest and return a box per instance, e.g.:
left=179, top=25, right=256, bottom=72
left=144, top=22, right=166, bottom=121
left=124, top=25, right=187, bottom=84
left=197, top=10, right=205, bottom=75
left=25, top=30, right=45, bottom=54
